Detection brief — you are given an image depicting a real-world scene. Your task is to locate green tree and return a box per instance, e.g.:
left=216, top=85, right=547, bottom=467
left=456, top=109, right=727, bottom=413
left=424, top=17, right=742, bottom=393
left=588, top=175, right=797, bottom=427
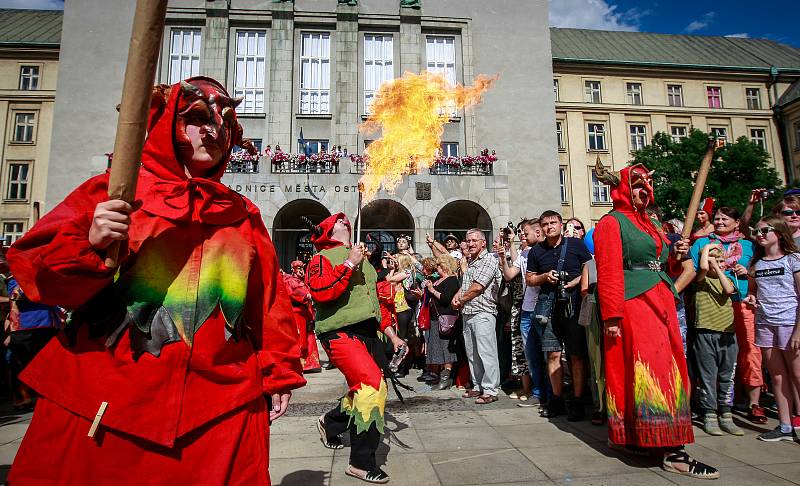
left=630, top=129, right=781, bottom=220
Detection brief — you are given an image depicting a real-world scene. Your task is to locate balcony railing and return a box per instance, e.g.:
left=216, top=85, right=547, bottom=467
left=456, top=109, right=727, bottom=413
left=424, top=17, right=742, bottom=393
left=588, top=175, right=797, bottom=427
left=429, top=162, right=493, bottom=176
left=349, top=157, right=417, bottom=175
left=225, top=159, right=261, bottom=174
left=272, top=159, right=339, bottom=174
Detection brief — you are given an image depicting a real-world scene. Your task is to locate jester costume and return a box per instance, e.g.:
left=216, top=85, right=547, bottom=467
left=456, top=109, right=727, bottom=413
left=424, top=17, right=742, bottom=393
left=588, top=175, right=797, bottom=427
left=6, top=77, right=305, bottom=485
left=306, top=214, right=389, bottom=473
left=282, top=262, right=321, bottom=372
left=594, top=165, right=694, bottom=448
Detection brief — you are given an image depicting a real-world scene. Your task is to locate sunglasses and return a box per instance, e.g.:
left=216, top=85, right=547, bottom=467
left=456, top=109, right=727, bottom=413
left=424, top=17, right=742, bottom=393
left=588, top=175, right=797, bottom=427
left=572, top=225, right=584, bottom=230
left=780, top=209, right=800, bottom=217
left=751, top=226, right=776, bottom=237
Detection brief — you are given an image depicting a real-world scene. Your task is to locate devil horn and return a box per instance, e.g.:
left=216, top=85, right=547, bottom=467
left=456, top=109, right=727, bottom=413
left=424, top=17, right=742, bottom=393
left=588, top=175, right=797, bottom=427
left=231, top=96, right=244, bottom=108
left=594, top=155, right=620, bottom=186
left=301, top=216, right=323, bottom=237
left=180, top=80, right=204, bottom=98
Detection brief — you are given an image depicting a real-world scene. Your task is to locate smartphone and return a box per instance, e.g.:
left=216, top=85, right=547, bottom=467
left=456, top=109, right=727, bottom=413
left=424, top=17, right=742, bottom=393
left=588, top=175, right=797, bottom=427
left=566, top=222, right=575, bottom=237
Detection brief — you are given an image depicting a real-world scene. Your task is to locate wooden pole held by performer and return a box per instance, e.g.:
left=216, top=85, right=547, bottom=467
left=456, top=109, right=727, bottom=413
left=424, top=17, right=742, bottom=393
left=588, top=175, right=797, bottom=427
left=681, top=138, right=721, bottom=239
left=104, top=0, right=169, bottom=268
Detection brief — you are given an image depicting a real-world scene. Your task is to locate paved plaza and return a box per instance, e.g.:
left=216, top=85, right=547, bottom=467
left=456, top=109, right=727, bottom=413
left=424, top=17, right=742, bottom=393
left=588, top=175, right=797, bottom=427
left=0, top=361, right=798, bottom=485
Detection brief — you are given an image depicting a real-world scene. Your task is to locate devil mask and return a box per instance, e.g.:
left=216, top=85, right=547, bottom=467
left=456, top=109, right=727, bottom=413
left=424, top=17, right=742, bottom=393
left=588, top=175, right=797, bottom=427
left=141, top=76, right=256, bottom=183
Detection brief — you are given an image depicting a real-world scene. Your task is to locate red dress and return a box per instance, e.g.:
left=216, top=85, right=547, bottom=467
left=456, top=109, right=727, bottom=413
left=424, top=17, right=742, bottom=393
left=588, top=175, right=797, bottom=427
left=594, top=166, right=693, bottom=448
left=6, top=78, right=305, bottom=485
left=282, top=272, right=321, bottom=371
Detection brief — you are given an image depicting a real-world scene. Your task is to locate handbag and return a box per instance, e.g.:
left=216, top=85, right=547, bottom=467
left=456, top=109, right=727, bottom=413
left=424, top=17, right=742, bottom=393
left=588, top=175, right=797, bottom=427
left=416, top=291, right=431, bottom=330
left=429, top=289, right=457, bottom=336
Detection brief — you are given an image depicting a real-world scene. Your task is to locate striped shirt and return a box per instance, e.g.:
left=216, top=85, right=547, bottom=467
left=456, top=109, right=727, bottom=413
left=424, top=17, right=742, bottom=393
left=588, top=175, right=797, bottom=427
left=461, top=249, right=501, bottom=315
left=695, top=276, right=734, bottom=333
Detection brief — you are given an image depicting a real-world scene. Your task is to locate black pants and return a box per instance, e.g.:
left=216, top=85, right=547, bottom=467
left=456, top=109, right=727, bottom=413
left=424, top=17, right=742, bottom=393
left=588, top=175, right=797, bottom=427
left=323, top=404, right=382, bottom=470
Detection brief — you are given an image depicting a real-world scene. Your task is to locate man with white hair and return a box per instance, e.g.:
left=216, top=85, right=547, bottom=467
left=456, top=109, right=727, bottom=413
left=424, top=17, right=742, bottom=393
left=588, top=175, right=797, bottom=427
left=452, top=228, right=502, bottom=404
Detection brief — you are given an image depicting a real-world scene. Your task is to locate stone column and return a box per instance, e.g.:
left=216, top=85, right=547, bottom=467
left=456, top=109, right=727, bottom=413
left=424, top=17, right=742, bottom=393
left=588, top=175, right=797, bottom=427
left=333, top=4, right=359, bottom=154
left=399, top=7, right=421, bottom=74
left=269, top=3, right=295, bottom=149
left=202, top=0, right=230, bottom=82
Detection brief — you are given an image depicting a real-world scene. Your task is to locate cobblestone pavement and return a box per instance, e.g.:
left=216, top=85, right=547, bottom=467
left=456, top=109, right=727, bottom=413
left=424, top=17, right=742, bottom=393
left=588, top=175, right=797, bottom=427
left=1, top=360, right=799, bottom=485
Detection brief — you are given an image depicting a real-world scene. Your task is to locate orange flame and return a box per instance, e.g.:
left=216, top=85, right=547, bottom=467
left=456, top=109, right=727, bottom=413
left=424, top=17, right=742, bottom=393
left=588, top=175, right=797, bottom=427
left=358, top=71, right=498, bottom=199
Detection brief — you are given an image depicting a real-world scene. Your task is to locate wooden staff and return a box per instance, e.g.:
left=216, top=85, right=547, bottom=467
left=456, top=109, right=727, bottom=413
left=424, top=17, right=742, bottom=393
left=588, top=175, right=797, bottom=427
left=681, top=137, right=721, bottom=239
left=355, top=182, right=364, bottom=245
left=104, top=0, right=169, bottom=268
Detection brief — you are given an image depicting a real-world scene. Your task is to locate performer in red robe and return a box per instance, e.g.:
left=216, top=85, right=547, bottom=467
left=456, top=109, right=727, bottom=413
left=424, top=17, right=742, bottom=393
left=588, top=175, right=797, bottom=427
left=594, top=163, right=719, bottom=480
left=283, top=260, right=322, bottom=372
left=6, top=77, right=305, bottom=485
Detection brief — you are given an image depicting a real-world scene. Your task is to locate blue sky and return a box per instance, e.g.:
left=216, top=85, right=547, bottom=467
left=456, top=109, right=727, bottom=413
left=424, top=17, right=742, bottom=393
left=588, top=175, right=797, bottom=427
left=2, top=0, right=798, bottom=48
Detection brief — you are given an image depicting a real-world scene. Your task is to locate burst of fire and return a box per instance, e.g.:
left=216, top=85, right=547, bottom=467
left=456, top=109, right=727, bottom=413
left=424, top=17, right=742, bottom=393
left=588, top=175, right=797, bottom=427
left=358, top=71, right=498, bottom=199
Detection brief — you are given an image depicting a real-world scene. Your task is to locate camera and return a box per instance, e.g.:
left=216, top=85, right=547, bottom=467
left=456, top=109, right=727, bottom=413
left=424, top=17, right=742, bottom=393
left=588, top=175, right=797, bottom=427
left=760, top=189, right=776, bottom=200
left=500, top=221, right=515, bottom=241
left=554, top=270, right=571, bottom=303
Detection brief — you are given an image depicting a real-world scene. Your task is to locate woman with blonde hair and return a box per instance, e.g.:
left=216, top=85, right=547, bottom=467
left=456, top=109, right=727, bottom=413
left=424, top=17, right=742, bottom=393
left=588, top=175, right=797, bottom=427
left=421, top=254, right=461, bottom=389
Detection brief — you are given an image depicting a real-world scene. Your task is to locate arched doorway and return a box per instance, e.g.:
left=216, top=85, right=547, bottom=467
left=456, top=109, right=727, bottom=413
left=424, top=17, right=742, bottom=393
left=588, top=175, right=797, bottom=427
left=272, top=199, right=330, bottom=270
left=434, top=200, right=493, bottom=244
left=359, top=199, right=415, bottom=255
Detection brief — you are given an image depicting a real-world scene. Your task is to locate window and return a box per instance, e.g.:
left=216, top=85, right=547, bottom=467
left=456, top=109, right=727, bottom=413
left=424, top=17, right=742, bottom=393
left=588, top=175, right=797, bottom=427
left=440, top=142, right=458, bottom=157
left=796, top=123, right=800, bottom=150
left=553, top=79, right=559, bottom=102
left=168, top=29, right=201, bottom=84
left=6, top=163, right=29, bottom=200
left=711, top=127, right=728, bottom=142
left=19, top=66, right=39, bottom=90
left=750, top=128, right=766, bottom=149
left=587, top=123, right=606, bottom=151
left=364, top=34, right=394, bottom=113
left=13, top=113, right=35, bottom=143
left=670, top=125, right=688, bottom=142
left=2, top=222, right=24, bottom=245
left=591, top=170, right=611, bottom=204
left=667, top=84, right=683, bottom=107
left=298, top=139, right=329, bottom=154
left=707, top=86, right=722, bottom=108
left=556, top=121, right=564, bottom=150
left=234, top=31, right=266, bottom=114
left=584, top=81, right=602, bottom=103
left=746, top=88, right=761, bottom=110
left=626, top=83, right=643, bottom=105
left=426, top=36, right=457, bottom=115
left=559, top=167, right=569, bottom=203
left=629, top=125, right=647, bottom=151
left=299, top=32, right=331, bottom=114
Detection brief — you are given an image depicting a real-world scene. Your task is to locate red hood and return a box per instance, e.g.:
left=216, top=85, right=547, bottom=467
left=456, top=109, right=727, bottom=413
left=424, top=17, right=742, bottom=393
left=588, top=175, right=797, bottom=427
left=141, top=76, right=241, bottom=183
left=701, top=197, right=715, bottom=215
left=611, top=164, right=653, bottom=215
left=311, top=213, right=349, bottom=251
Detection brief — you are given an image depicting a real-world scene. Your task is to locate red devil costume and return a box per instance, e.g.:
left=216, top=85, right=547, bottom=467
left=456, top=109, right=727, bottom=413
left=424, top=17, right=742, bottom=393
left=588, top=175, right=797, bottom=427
left=305, top=213, right=393, bottom=481
left=593, top=164, right=694, bottom=448
left=282, top=261, right=321, bottom=372
left=7, top=77, right=305, bottom=485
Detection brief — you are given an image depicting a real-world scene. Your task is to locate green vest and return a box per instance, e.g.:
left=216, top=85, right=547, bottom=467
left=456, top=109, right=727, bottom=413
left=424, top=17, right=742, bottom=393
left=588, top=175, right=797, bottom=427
left=313, top=246, right=382, bottom=335
left=606, top=211, right=677, bottom=300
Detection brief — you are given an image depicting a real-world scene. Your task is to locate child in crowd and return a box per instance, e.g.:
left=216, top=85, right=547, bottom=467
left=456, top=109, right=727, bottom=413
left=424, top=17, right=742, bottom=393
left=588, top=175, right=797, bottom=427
left=746, top=215, right=800, bottom=441
left=694, top=243, right=742, bottom=436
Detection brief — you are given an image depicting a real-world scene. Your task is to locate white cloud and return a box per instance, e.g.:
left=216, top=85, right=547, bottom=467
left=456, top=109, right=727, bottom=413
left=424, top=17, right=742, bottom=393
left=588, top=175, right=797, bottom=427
left=549, top=0, right=643, bottom=31
left=725, top=33, right=750, bottom=38
left=685, top=11, right=716, bottom=33
left=0, top=0, right=63, bottom=9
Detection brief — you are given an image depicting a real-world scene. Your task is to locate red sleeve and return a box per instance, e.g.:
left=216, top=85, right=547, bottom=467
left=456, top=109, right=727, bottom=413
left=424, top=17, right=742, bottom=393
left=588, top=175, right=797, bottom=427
left=305, top=253, right=353, bottom=302
left=377, top=280, right=396, bottom=332
left=6, top=174, right=122, bottom=308
left=595, top=215, right=626, bottom=321
left=246, top=211, right=306, bottom=395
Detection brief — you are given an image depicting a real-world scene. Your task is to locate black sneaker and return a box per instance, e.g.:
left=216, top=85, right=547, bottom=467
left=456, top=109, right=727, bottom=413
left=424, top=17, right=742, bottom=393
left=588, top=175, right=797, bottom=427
left=567, top=400, right=586, bottom=422
left=540, top=396, right=565, bottom=418
left=757, top=426, right=794, bottom=442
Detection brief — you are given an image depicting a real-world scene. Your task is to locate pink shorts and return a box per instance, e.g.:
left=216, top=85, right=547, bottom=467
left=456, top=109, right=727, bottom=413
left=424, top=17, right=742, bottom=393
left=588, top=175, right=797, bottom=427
left=755, top=324, right=795, bottom=350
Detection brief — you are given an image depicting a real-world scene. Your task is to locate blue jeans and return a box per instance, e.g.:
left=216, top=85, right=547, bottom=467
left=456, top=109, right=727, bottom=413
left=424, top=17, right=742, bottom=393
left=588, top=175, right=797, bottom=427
left=520, top=310, right=550, bottom=399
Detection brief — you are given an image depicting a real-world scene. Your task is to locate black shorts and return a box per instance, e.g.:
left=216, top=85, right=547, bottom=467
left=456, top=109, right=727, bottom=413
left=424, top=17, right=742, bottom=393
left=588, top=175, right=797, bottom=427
left=551, top=303, right=588, bottom=359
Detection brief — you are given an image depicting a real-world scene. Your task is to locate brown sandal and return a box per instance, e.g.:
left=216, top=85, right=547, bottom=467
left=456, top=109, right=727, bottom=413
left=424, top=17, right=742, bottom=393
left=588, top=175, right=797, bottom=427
left=748, top=405, right=768, bottom=424
left=475, top=395, right=498, bottom=405
left=462, top=390, right=481, bottom=398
